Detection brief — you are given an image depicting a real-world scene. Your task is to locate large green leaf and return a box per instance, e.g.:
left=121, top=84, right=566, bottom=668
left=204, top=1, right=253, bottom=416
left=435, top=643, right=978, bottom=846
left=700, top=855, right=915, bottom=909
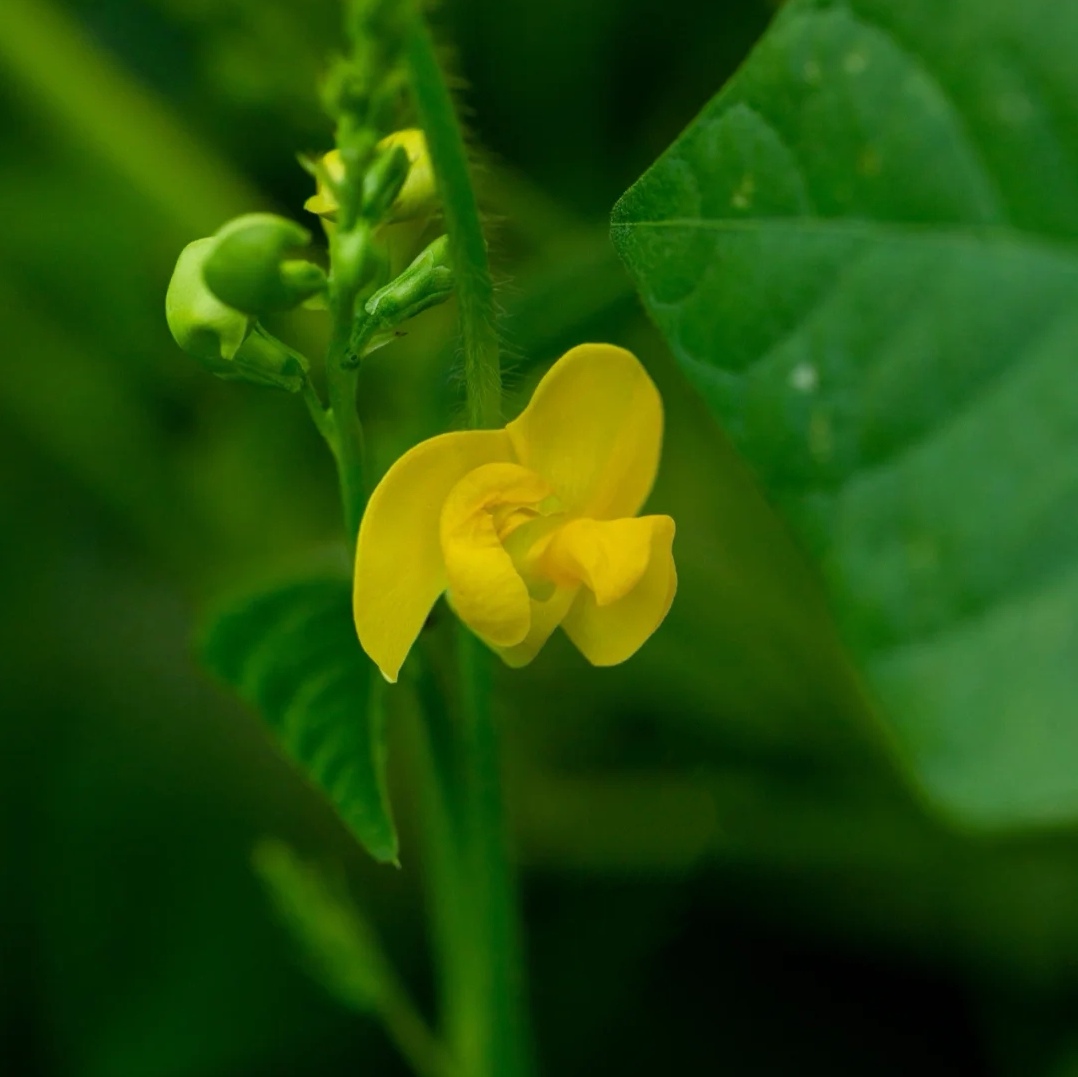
left=612, top=0, right=1078, bottom=827
left=201, top=576, right=398, bottom=863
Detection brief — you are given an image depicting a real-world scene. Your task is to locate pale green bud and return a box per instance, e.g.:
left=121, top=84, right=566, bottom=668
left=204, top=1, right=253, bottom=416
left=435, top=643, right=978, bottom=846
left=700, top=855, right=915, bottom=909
left=364, top=235, right=453, bottom=326
left=202, top=213, right=327, bottom=316
left=165, top=238, right=308, bottom=392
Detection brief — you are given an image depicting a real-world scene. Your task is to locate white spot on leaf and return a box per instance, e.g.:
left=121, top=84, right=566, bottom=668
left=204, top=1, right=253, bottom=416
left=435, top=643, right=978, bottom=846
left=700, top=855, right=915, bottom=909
left=789, top=362, right=819, bottom=393
left=730, top=174, right=755, bottom=210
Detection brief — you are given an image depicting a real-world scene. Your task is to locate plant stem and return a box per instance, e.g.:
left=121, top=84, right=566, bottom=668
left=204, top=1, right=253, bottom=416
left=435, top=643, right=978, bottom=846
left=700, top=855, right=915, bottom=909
left=455, top=628, right=533, bottom=1077
left=324, top=322, right=367, bottom=553
left=404, top=15, right=502, bottom=429
left=378, top=970, right=459, bottom=1077
left=301, top=378, right=336, bottom=447
left=414, top=638, right=533, bottom=1077
left=403, top=12, right=531, bottom=1077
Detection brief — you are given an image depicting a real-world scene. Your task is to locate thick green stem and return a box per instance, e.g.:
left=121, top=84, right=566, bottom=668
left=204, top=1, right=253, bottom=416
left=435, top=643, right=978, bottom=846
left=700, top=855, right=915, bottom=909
left=414, top=638, right=533, bottom=1077
left=455, top=629, right=533, bottom=1077
left=404, top=16, right=502, bottom=429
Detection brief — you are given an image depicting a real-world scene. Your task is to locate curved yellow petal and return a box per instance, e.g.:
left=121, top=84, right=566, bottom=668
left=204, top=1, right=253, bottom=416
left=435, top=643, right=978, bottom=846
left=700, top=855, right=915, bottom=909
left=542, top=516, right=655, bottom=606
left=354, top=429, right=512, bottom=682
left=561, top=515, right=677, bottom=667
left=495, top=584, right=579, bottom=668
left=505, top=344, right=663, bottom=519
left=440, top=463, right=551, bottom=648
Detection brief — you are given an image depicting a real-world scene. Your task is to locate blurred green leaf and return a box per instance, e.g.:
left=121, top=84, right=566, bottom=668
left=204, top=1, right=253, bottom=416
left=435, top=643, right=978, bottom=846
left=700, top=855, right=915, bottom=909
left=612, top=0, right=1078, bottom=827
left=202, top=576, right=398, bottom=862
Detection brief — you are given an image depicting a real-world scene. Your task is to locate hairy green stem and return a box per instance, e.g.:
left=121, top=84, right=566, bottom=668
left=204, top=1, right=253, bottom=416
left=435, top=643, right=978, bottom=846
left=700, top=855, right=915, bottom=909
left=404, top=16, right=502, bottom=429
left=403, top=13, right=531, bottom=1077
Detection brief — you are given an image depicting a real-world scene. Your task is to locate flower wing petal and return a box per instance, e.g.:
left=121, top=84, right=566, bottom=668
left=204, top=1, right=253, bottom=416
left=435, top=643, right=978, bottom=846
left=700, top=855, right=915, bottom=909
left=560, top=515, right=676, bottom=667
left=353, top=429, right=512, bottom=682
left=505, top=344, right=663, bottom=519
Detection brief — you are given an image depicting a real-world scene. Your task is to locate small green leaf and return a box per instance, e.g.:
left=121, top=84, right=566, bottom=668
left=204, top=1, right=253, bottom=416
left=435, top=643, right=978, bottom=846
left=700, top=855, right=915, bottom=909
left=252, top=839, right=390, bottom=1012
left=613, top=0, right=1078, bottom=827
left=202, top=576, right=398, bottom=863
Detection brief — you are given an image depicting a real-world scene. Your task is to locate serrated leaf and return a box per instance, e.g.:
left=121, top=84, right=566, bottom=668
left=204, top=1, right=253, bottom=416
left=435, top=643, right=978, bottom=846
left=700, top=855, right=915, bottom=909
left=202, top=576, right=398, bottom=862
left=612, top=0, right=1078, bottom=827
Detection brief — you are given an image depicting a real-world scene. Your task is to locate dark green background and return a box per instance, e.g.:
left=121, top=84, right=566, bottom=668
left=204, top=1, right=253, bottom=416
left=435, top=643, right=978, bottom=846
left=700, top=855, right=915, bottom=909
left=1, top=1, right=1069, bottom=1074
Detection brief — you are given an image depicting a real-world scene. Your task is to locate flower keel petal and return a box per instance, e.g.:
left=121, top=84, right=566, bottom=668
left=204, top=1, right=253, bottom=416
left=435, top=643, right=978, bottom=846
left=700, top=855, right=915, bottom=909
left=560, top=515, right=676, bottom=667
left=494, top=585, right=579, bottom=669
left=542, top=516, right=656, bottom=607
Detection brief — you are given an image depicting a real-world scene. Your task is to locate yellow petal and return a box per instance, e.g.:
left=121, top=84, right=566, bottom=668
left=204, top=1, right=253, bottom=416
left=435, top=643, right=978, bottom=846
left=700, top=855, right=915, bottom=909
left=495, top=585, right=579, bottom=668
left=506, top=344, right=663, bottom=520
left=561, top=515, right=677, bottom=667
left=304, top=149, right=344, bottom=219
left=440, top=463, right=552, bottom=648
left=542, top=516, right=656, bottom=606
left=354, top=429, right=512, bottom=682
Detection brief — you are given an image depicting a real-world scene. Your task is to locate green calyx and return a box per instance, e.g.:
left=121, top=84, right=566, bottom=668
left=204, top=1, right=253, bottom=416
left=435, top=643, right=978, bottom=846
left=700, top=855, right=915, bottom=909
left=365, top=234, right=453, bottom=328
left=165, top=237, right=308, bottom=392
left=361, top=143, right=410, bottom=221
left=202, top=213, right=327, bottom=316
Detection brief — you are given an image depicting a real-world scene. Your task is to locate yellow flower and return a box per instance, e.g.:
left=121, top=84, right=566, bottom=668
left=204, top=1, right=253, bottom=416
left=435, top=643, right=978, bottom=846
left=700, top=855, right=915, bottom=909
left=353, top=344, right=677, bottom=682
left=305, top=129, right=435, bottom=223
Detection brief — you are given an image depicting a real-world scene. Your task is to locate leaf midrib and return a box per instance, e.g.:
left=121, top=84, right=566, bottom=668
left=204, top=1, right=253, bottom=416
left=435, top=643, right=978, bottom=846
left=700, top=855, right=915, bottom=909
left=612, top=216, right=1078, bottom=264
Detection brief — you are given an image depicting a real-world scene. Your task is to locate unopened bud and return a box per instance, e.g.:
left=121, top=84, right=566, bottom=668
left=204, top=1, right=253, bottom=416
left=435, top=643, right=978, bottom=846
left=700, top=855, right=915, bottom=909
left=202, top=213, right=326, bottom=316
left=165, top=238, right=308, bottom=392
left=364, top=235, right=453, bottom=326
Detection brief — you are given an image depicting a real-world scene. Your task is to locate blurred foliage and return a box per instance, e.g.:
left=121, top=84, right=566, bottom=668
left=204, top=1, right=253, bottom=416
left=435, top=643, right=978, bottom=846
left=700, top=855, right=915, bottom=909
left=3, top=1, right=1078, bottom=1076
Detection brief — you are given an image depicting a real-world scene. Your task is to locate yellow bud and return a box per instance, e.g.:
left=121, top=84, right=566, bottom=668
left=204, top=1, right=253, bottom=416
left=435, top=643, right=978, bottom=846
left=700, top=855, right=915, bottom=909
left=303, top=129, right=436, bottom=225
left=378, top=129, right=436, bottom=222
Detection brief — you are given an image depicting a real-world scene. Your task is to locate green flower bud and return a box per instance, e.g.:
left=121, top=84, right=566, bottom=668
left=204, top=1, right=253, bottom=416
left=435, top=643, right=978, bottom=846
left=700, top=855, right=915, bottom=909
left=165, top=238, right=308, bottom=392
left=202, top=213, right=327, bottom=316
left=364, top=235, right=453, bottom=327
left=361, top=143, right=410, bottom=221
